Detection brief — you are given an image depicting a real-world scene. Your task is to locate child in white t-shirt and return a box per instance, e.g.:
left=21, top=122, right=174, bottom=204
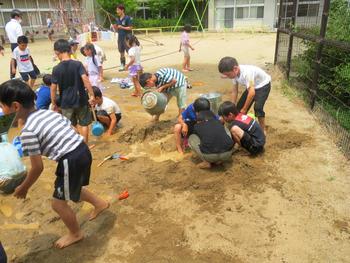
left=12, top=36, right=37, bottom=88
left=92, top=86, right=122, bottom=136
left=125, top=34, right=143, bottom=97
left=218, top=56, right=271, bottom=133
left=82, top=43, right=103, bottom=90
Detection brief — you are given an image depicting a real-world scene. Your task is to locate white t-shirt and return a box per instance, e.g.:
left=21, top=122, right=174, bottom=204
left=93, top=44, right=106, bottom=63
left=12, top=47, right=34, bottom=72
left=128, top=46, right=141, bottom=65
left=232, top=65, right=271, bottom=90
left=95, top=96, right=121, bottom=114
left=85, top=55, right=101, bottom=76
left=5, top=19, right=23, bottom=44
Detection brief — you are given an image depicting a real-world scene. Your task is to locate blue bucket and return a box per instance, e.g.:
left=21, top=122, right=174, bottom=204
left=92, top=121, right=104, bottom=136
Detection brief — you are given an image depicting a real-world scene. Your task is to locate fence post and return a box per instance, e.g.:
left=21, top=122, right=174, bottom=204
left=310, top=0, right=331, bottom=109
left=274, top=0, right=284, bottom=65
left=286, top=0, right=298, bottom=79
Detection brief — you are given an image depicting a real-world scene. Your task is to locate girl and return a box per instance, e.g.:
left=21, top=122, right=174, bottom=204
left=179, top=24, right=194, bottom=72
left=125, top=34, right=142, bottom=97
left=82, top=43, right=103, bottom=90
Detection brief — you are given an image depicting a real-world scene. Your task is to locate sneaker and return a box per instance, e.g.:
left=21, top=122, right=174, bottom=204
left=118, top=65, right=125, bottom=72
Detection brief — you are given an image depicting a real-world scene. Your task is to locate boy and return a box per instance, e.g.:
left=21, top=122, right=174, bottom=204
left=179, top=24, right=195, bottom=72
left=51, top=39, right=95, bottom=144
left=35, top=74, right=51, bottom=110
left=93, top=86, right=122, bottom=136
left=218, top=101, right=265, bottom=155
left=139, top=68, right=187, bottom=121
left=189, top=110, right=234, bottom=169
left=174, top=97, right=210, bottom=154
left=218, top=56, right=271, bottom=133
left=12, top=35, right=37, bottom=88
left=0, top=79, right=109, bottom=249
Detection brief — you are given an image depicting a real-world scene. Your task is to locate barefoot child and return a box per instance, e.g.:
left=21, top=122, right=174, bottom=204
left=219, top=101, right=265, bottom=155
left=82, top=43, right=103, bottom=90
left=179, top=24, right=194, bottom=72
left=189, top=110, right=234, bottom=169
left=0, top=79, right=109, bottom=249
left=93, top=86, right=122, bottom=136
left=139, top=68, right=187, bottom=121
left=125, top=34, right=143, bottom=97
left=35, top=74, right=52, bottom=110
left=218, top=57, right=271, bottom=133
left=174, top=97, right=210, bottom=154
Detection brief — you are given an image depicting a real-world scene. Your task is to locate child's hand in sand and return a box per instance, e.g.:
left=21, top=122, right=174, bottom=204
left=14, top=185, right=28, bottom=199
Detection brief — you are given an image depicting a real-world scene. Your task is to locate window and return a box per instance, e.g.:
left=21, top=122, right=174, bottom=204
left=236, top=7, right=249, bottom=19
left=297, top=1, right=320, bottom=17
left=235, top=0, right=264, bottom=19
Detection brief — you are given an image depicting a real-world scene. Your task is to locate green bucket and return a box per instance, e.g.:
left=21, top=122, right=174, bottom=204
left=141, top=91, right=168, bottom=115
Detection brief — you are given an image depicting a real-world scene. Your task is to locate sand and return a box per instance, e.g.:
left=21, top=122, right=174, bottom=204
left=0, top=32, right=349, bottom=263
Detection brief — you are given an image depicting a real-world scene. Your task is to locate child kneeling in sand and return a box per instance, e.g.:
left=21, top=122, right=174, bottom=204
left=219, top=101, right=265, bottom=155
left=174, top=97, right=210, bottom=154
left=0, top=80, right=109, bottom=249
left=189, top=110, right=234, bottom=169
left=93, top=86, right=122, bottom=136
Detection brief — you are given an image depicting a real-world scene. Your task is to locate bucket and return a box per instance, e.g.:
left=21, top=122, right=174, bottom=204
left=141, top=91, right=168, bottom=115
left=200, top=92, right=222, bottom=114
left=92, top=121, right=104, bottom=136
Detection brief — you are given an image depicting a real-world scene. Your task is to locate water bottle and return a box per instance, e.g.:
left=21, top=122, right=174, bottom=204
left=13, top=136, right=23, bottom=157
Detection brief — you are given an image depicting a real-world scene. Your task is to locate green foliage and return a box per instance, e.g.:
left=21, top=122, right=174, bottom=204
left=96, top=0, right=139, bottom=15
left=132, top=18, right=178, bottom=29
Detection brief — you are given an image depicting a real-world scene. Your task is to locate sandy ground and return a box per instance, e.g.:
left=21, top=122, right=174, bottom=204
left=0, top=32, right=349, bottom=263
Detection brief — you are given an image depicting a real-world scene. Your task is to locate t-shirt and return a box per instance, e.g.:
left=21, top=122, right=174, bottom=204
left=229, top=113, right=265, bottom=146
left=232, top=65, right=271, bottom=90
left=95, top=96, right=121, bottom=115
left=182, top=104, right=196, bottom=122
left=5, top=19, right=23, bottom=43
left=181, top=31, right=189, bottom=45
left=51, top=60, right=88, bottom=108
left=193, top=111, right=234, bottom=154
left=93, top=44, right=106, bottom=63
left=20, top=110, right=83, bottom=161
left=12, top=47, right=34, bottom=73
left=35, top=85, right=51, bottom=110
left=128, top=46, right=141, bottom=65
left=85, top=55, right=101, bottom=76
left=155, top=68, right=186, bottom=93
left=116, top=15, right=132, bottom=40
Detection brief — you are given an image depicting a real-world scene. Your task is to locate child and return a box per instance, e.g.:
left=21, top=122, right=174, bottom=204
left=189, top=110, right=234, bottom=169
left=82, top=43, right=103, bottom=90
left=35, top=74, right=51, bottom=110
left=51, top=39, right=95, bottom=144
left=11, top=36, right=37, bottom=88
left=0, top=45, right=4, bottom=56
left=218, top=101, right=265, bottom=155
left=218, top=57, right=271, bottom=133
left=69, top=39, right=79, bottom=60
left=179, top=24, right=194, bottom=72
left=92, top=86, right=122, bottom=136
left=125, top=34, right=142, bottom=97
left=139, top=68, right=187, bottom=121
left=174, top=97, right=210, bottom=154
left=0, top=79, right=109, bottom=249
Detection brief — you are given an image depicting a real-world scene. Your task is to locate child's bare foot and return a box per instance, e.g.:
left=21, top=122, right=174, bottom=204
left=54, top=231, right=84, bottom=249
left=89, top=201, right=109, bottom=221
left=197, top=161, right=211, bottom=169
left=182, top=69, right=189, bottom=72
left=187, top=68, right=194, bottom=71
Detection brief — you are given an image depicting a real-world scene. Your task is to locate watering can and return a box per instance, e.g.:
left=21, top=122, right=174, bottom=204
left=141, top=90, right=168, bottom=116
left=91, top=108, right=104, bottom=136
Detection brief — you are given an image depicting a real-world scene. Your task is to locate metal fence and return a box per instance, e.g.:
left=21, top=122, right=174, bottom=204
left=274, top=0, right=350, bottom=158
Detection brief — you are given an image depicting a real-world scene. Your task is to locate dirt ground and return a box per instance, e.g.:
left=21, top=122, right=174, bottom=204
left=0, top=33, right=349, bottom=263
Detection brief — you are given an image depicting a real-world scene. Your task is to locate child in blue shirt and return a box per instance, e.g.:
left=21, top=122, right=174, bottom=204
left=35, top=74, right=51, bottom=110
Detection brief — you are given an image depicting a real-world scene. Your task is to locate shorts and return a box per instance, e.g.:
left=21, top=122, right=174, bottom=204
left=53, top=143, right=91, bottom=202
left=20, top=70, right=37, bottom=82
left=240, top=132, right=264, bottom=155
left=96, top=110, right=122, bottom=123
left=61, top=105, right=92, bottom=127
left=118, top=36, right=129, bottom=53
left=166, top=84, right=187, bottom=110
left=129, top=64, right=143, bottom=77
left=182, top=45, right=190, bottom=57
left=237, top=82, right=271, bottom=117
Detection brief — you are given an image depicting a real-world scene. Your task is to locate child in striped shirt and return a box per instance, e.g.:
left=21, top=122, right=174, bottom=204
left=139, top=68, right=187, bottom=121
left=0, top=79, right=109, bottom=249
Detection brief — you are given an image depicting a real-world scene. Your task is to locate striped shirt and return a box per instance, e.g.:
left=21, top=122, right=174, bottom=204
left=20, top=110, right=83, bottom=161
left=155, top=68, right=186, bottom=93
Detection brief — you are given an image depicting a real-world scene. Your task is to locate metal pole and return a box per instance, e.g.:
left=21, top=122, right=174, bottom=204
left=190, top=0, right=205, bottom=32
left=172, top=0, right=191, bottom=33
left=286, top=0, right=298, bottom=79
left=310, top=0, right=331, bottom=109
left=274, top=0, right=285, bottom=65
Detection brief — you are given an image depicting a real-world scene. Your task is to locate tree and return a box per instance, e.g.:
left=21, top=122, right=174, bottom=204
left=96, top=0, right=139, bottom=16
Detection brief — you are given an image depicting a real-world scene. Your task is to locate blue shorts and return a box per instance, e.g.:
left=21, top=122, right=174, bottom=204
left=20, top=70, right=37, bottom=81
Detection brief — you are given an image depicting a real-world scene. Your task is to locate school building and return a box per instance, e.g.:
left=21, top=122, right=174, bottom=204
left=207, top=0, right=324, bottom=31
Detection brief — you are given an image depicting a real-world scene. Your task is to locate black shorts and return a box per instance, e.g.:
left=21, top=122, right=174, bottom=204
left=240, top=132, right=264, bottom=155
left=118, top=37, right=129, bottom=53
left=20, top=70, right=37, bottom=81
left=181, top=120, right=196, bottom=138
left=237, top=82, right=271, bottom=118
left=53, top=143, right=92, bottom=202
left=96, top=110, right=122, bottom=123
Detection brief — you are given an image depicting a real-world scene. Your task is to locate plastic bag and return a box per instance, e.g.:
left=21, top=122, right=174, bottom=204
left=0, top=142, right=26, bottom=194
